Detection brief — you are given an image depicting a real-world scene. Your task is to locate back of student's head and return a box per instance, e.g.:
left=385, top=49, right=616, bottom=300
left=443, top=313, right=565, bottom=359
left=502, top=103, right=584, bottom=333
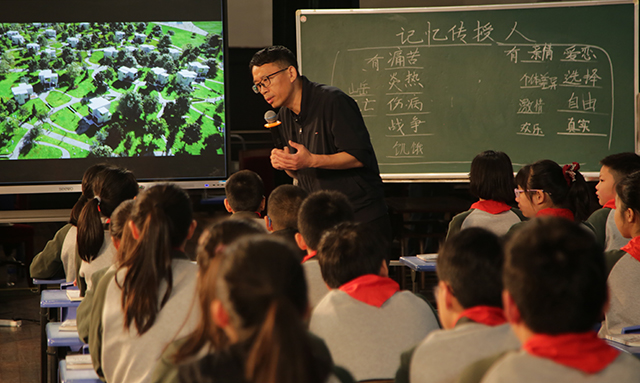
left=217, top=235, right=328, bottom=383
left=601, top=152, right=640, bottom=183
left=249, top=45, right=299, bottom=74
left=267, top=185, right=308, bottom=231
left=515, top=159, right=593, bottom=221
left=504, top=217, right=606, bottom=334
left=616, top=170, right=640, bottom=214
left=70, top=163, right=111, bottom=225
left=109, top=199, right=135, bottom=262
left=225, top=170, right=265, bottom=213
left=298, top=190, right=354, bottom=250
left=77, top=167, right=138, bottom=262
left=469, top=150, right=515, bottom=204
left=317, top=222, right=386, bottom=289
left=118, top=183, right=193, bottom=335
left=174, top=218, right=266, bottom=363
left=437, top=228, right=504, bottom=308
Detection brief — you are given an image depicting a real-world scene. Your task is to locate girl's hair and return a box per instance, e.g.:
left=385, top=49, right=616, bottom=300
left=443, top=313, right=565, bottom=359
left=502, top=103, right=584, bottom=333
left=515, top=159, right=593, bottom=221
left=109, top=199, right=136, bottom=264
left=173, top=218, right=266, bottom=363
left=217, top=235, right=328, bottom=383
left=77, top=167, right=138, bottom=262
left=69, top=164, right=111, bottom=225
left=616, top=170, right=640, bottom=214
left=469, top=150, right=515, bottom=204
left=118, top=184, right=193, bottom=335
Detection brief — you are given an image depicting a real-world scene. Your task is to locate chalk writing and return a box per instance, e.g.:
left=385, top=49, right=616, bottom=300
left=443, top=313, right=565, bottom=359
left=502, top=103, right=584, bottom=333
left=474, top=21, right=494, bottom=42
left=520, top=73, right=557, bottom=90
left=518, top=98, right=544, bottom=114
left=397, top=27, right=423, bottom=45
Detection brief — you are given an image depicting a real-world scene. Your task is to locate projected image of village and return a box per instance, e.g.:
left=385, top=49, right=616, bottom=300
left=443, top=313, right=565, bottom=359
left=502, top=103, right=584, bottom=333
left=0, top=21, right=225, bottom=159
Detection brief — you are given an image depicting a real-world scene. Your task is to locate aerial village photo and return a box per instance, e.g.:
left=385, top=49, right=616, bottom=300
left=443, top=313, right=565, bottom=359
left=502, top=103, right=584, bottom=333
left=0, top=21, right=225, bottom=160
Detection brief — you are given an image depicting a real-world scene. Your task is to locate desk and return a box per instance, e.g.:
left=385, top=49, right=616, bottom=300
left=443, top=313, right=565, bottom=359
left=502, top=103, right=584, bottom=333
left=59, top=360, right=101, bottom=383
left=605, top=339, right=640, bottom=357
left=34, top=278, right=66, bottom=383
left=399, top=256, right=437, bottom=293
left=40, top=289, right=82, bottom=383
left=46, top=322, right=84, bottom=348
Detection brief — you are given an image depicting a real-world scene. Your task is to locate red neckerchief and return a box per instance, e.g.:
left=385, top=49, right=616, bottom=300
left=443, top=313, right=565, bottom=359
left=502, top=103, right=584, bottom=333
left=536, top=208, right=574, bottom=221
left=523, top=332, right=619, bottom=374
left=339, top=274, right=400, bottom=308
left=621, top=236, right=640, bottom=263
left=470, top=200, right=512, bottom=215
left=454, top=306, right=507, bottom=327
left=301, top=250, right=317, bottom=264
left=603, top=199, right=616, bottom=209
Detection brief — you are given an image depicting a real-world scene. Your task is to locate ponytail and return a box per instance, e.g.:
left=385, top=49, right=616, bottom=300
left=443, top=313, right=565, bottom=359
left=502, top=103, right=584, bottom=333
left=245, top=298, right=327, bottom=383
left=77, top=167, right=138, bottom=263
left=77, top=197, right=105, bottom=262
left=562, top=163, right=593, bottom=222
left=524, top=160, right=594, bottom=222
left=117, top=184, right=192, bottom=335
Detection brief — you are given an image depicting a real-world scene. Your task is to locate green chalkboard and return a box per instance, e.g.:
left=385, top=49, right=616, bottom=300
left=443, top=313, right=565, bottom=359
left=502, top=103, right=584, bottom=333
left=296, top=1, right=638, bottom=180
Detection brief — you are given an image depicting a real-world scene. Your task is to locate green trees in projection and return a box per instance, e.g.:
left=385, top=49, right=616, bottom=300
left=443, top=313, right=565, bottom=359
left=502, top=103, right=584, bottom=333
left=117, top=91, right=143, bottom=122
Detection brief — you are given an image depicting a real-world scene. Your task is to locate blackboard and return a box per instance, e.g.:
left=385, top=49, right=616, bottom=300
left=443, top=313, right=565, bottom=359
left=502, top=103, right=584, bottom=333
left=296, top=1, right=638, bottom=180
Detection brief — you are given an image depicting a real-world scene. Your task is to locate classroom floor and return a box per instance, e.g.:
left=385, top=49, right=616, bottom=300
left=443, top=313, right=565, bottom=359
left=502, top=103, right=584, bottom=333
left=0, top=286, right=41, bottom=383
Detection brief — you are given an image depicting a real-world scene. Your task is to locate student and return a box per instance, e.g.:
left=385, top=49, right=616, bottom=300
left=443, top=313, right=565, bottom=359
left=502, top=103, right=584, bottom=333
left=77, top=166, right=138, bottom=293
left=87, top=184, right=200, bottom=383
left=599, top=170, right=640, bottom=337
left=513, top=159, right=594, bottom=223
left=447, top=151, right=524, bottom=239
left=264, top=184, right=308, bottom=261
left=310, top=222, right=439, bottom=381
left=77, top=198, right=135, bottom=343
left=30, top=163, right=109, bottom=281
left=457, top=217, right=640, bottom=383
left=151, top=218, right=266, bottom=383
left=224, top=169, right=265, bottom=226
left=587, top=153, right=640, bottom=251
left=177, top=235, right=355, bottom=383
left=396, top=228, right=520, bottom=383
left=296, top=190, right=354, bottom=308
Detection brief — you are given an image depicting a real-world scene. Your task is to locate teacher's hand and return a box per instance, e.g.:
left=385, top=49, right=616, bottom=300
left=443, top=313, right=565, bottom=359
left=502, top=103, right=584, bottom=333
left=270, top=141, right=315, bottom=171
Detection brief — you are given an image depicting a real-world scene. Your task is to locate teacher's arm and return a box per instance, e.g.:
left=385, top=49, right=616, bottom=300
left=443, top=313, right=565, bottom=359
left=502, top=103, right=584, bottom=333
left=271, top=141, right=363, bottom=171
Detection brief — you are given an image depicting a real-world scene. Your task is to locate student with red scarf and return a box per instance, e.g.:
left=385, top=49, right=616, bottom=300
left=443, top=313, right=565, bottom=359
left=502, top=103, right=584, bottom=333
left=396, top=228, right=520, bottom=383
left=457, top=217, right=640, bottom=383
left=447, top=150, right=524, bottom=239
left=310, top=222, right=439, bottom=382
left=599, top=170, right=640, bottom=337
left=509, top=159, right=596, bottom=235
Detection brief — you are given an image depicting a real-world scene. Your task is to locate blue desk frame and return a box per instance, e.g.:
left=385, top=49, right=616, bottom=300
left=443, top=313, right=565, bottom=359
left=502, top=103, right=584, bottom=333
left=399, top=256, right=437, bottom=292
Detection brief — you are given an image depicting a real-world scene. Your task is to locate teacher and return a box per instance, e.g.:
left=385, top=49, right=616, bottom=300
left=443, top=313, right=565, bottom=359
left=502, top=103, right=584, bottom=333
left=250, top=46, right=390, bottom=240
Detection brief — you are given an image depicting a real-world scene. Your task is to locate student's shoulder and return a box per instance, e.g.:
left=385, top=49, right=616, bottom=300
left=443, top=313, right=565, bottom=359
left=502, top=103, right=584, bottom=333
left=447, top=209, right=474, bottom=239
left=588, top=207, right=612, bottom=225
left=605, top=249, right=627, bottom=277
left=606, top=352, right=640, bottom=381
left=455, top=350, right=511, bottom=383
left=151, top=336, right=190, bottom=383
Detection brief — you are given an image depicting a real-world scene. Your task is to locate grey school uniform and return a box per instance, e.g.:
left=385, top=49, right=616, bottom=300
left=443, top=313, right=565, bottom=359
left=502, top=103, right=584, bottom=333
left=89, top=254, right=200, bottom=383
left=587, top=208, right=629, bottom=251
left=310, top=289, right=440, bottom=381
left=409, top=318, right=520, bottom=383
left=303, top=258, right=330, bottom=308
left=478, top=350, right=640, bottom=383
left=447, top=208, right=524, bottom=239
left=599, top=253, right=640, bottom=337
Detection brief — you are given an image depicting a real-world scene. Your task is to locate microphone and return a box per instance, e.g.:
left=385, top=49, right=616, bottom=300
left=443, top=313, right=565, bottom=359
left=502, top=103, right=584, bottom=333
left=264, top=110, right=284, bottom=149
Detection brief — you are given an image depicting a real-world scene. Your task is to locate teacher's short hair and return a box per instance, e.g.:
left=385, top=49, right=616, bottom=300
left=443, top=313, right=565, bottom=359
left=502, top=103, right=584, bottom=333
left=249, top=45, right=299, bottom=74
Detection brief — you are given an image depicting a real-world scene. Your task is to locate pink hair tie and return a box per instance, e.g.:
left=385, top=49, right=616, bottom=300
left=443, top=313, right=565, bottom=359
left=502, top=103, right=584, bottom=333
left=562, top=162, right=580, bottom=186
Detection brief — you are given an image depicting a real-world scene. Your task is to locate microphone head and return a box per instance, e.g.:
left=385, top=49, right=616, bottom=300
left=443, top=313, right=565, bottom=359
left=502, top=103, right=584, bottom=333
left=264, top=110, right=277, bottom=123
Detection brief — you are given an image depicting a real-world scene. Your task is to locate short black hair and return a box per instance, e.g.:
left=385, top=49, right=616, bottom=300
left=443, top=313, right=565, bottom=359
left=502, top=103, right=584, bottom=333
left=318, top=222, right=386, bottom=288
left=298, top=190, right=354, bottom=250
left=249, top=45, right=299, bottom=74
left=469, top=150, right=515, bottom=204
left=225, top=170, right=264, bottom=213
left=267, top=185, right=308, bottom=230
left=504, top=217, right=607, bottom=334
left=601, top=152, right=640, bottom=184
left=616, top=170, right=640, bottom=214
left=437, top=228, right=504, bottom=308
